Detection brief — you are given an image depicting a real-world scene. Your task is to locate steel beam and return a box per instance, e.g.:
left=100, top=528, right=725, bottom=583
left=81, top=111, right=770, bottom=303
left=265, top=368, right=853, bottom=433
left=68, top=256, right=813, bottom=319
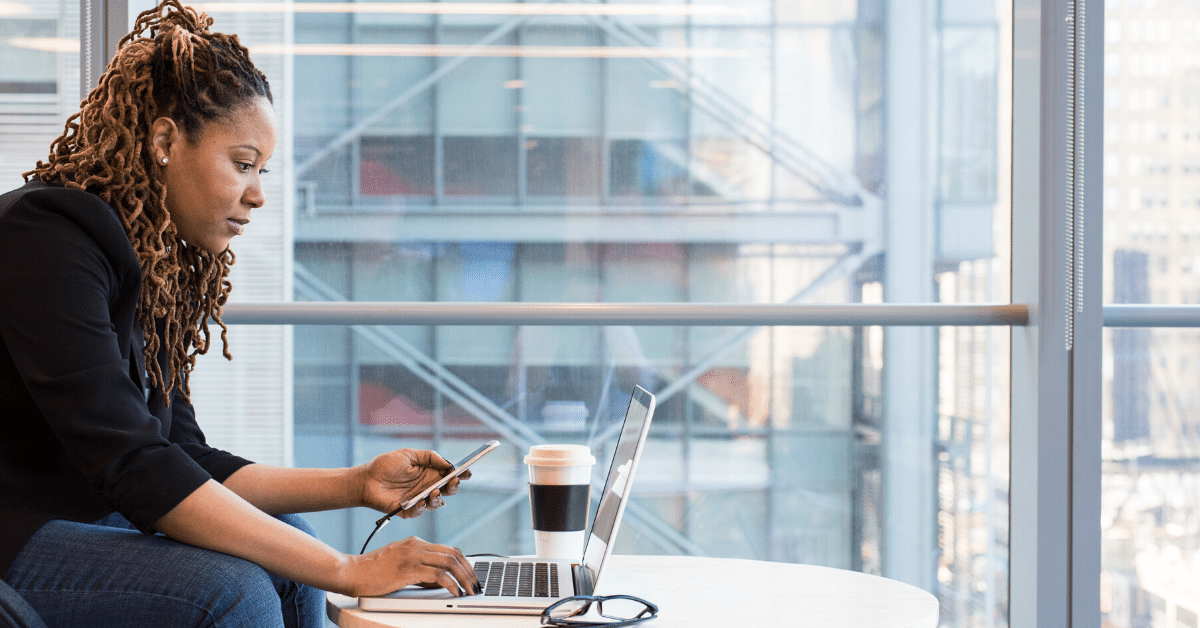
left=1010, top=1, right=1102, bottom=627
left=881, top=0, right=937, bottom=590
left=224, top=300, right=1029, bottom=327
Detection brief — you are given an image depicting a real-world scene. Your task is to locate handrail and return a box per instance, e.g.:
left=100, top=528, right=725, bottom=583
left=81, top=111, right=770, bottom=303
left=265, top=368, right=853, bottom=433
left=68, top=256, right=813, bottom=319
left=221, top=302, right=1200, bottom=328
left=1103, top=305, right=1200, bottom=328
left=221, top=302, right=1030, bottom=326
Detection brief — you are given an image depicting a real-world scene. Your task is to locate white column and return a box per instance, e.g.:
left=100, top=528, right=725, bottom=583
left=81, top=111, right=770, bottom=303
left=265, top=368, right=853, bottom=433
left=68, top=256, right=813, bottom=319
left=1010, top=1, right=1102, bottom=626
left=881, top=0, right=937, bottom=590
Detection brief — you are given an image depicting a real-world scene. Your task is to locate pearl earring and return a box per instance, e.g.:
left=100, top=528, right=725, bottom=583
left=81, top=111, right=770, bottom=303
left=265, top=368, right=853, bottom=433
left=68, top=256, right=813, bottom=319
left=161, top=157, right=168, bottom=165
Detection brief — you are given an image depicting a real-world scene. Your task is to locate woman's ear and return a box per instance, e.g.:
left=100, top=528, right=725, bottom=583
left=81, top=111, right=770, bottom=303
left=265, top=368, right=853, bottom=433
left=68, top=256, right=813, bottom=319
left=150, top=117, right=180, bottom=166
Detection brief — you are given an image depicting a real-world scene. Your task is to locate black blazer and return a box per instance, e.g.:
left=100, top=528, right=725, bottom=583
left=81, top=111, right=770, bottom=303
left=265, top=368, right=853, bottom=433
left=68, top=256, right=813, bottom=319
left=0, top=179, right=251, bottom=579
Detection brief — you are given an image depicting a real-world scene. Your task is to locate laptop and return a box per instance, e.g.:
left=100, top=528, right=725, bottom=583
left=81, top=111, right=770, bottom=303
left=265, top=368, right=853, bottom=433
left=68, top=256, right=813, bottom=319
left=359, top=385, right=656, bottom=614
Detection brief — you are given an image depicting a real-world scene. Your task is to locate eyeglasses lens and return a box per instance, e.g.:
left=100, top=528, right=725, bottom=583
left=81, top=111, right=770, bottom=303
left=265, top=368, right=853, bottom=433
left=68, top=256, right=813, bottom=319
left=545, top=595, right=655, bottom=627
left=548, top=598, right=592, bottom=621
left=596, top=597, right=652, bottom=621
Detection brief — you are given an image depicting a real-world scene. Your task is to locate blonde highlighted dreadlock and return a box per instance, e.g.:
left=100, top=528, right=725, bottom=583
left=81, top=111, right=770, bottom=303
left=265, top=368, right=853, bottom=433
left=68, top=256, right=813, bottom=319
left=24, top=0, right=272, bottom=403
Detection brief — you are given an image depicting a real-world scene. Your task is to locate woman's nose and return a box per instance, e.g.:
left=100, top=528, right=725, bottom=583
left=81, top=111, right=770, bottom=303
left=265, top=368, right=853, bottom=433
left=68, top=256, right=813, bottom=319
left=244, top=183, right=265, bottom=209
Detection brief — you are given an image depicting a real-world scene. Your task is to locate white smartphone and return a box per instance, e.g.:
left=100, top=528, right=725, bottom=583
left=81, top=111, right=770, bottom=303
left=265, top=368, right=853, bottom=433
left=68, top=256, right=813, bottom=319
left=400, top=440, right=500, bottom=510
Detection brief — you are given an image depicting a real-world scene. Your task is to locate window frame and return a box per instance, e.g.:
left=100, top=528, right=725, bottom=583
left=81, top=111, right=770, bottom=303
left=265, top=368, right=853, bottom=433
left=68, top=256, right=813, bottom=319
left=88, top=1, right=1200, bottom=626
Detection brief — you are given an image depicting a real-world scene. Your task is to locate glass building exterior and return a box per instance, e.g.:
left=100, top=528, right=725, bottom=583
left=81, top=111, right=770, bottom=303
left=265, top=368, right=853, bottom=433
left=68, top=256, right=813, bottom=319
left=279, top=4, right=1010, bottom=628
left=23, top=1, right=1195, bottom=627
left=1102, top=3, right=1200, bottom=627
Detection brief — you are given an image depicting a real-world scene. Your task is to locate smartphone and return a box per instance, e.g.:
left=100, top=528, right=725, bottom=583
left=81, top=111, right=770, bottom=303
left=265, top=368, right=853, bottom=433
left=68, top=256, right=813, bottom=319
left=399, top=440, right=500, bottom=510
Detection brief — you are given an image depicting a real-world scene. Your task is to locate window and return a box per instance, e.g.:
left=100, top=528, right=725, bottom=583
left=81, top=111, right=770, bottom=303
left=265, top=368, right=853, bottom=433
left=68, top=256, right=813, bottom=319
left=0, top=3, right=74, bottom=186
left=0, top=18, right=58, bottom=94
left=1104, top=3, right=1200, bottom=627
left=21, top=2, right=1168, bottom=627
left=267, top=4, right=1014, bottom=626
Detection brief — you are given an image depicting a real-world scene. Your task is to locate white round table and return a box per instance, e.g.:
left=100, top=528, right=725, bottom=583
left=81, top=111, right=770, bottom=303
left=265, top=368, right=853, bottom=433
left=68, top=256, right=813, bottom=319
left=327, top=555, right=940, bottom=628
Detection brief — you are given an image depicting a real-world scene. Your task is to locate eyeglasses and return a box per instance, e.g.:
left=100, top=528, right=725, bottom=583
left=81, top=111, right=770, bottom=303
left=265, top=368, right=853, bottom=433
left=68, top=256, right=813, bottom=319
left=540, top=594, right=658, bottom=627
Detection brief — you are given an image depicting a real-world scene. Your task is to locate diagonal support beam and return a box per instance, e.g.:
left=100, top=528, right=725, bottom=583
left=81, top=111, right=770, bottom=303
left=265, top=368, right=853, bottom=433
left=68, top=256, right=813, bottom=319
left=295, top=8, right=542, bottom=176
left=655, top=248, right=878, bottom=407
left=579, top=11, right=865, bottom=206
left=291, top=0, right=868, bottom=209
left=295, top=264, right=546, bottom=448
left=560, top=247, right=880, bottom=452
left=297, top=263, right=714, bottom=555
left=444, top=487, right=529, bottom=548
left=296, top=262, right=727, bottom=557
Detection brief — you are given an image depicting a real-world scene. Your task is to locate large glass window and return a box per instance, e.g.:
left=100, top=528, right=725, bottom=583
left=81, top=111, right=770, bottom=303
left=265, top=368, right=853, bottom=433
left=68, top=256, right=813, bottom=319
left=1103, top=2, right=1200, bottom=626
left=7, top=2, right=1014, bottom=626
left=260, top=2, right=1014, bottom=626
left=0, top=1, right=76, bottom=184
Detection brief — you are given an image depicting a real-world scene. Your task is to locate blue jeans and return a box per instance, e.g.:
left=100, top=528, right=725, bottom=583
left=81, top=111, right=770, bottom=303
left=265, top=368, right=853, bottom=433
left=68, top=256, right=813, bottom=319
left=5, top=512, right=325, bottom=628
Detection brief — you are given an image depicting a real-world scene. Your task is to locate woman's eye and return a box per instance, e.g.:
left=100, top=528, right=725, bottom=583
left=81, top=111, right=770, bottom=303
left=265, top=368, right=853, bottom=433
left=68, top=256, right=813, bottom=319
left=237, top=162, right=253, bottom=172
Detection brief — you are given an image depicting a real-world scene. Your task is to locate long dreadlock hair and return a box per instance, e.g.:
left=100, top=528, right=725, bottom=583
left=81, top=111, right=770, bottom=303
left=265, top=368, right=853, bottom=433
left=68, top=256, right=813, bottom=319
left=24, top=0, right=273, bottom=403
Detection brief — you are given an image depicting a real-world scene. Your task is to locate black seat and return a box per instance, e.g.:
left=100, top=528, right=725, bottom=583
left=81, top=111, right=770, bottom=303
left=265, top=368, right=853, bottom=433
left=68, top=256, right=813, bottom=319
left=0, top=579, right=46, bottom=628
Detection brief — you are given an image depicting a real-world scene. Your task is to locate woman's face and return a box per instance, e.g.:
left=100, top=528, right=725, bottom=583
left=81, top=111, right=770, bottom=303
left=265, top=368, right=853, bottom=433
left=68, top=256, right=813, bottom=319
left=153, top=97, right=278, bottom=255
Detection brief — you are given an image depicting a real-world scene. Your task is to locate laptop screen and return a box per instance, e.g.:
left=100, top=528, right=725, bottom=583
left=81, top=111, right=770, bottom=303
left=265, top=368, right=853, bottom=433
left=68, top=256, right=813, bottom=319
left=579, top=386, right=655, bottom=588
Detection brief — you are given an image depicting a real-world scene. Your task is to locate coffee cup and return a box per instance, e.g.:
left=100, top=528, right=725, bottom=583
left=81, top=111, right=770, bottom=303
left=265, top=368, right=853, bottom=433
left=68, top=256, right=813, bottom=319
left=525, top=444, right=596, bottom=559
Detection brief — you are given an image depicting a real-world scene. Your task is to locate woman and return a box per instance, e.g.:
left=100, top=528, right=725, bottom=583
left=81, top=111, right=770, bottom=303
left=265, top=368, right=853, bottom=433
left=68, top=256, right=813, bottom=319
left=0, top=2, right=479, bottom=626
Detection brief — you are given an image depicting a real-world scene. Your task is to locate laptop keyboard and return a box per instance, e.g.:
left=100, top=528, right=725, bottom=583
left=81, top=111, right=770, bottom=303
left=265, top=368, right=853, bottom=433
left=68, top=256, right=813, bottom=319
left=473, top=561, right=561, bottom=598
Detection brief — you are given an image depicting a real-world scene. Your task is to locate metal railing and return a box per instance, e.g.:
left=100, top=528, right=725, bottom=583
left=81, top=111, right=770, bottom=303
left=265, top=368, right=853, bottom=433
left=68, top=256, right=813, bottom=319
left=1103, top=305, right=1200, bottom=328
left=221, top=302, right=1200, bottom=328
left=224, top=302, right=1031, bottom=326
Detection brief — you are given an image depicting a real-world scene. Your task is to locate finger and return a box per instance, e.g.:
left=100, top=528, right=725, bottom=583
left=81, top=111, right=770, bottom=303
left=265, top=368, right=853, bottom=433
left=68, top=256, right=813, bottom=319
left=420, top=542, right=478, bottom=590
left=410, top=449, right=454, bottom=472
left=411, top=552, right=470, bottom=597
left=444, top=468, right=473, bottom=495
left=399, top=501, right=426, bottom=520
left=439, top=545, right=479, bottom=590
left=454, top=548, right=478, bottom=588
left=432, top=569, right=467, bottom=597
left=402, top=540, right=480, bottom=595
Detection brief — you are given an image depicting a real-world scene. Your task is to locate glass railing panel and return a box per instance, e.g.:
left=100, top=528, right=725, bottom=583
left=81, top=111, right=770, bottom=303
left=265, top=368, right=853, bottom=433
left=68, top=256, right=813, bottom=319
left=1102, top=0, right=1200, bottom=625
left=1102, top=326, right=1200, bottom=628
left=292, top=321, right=1010, bottom=626
left=160, top=3, right=1016, bottom=627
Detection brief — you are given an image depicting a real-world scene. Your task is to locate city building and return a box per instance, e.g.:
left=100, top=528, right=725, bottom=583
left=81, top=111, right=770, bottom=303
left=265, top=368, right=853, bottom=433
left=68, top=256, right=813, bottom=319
left=2, top=1, right=1174, bottom=627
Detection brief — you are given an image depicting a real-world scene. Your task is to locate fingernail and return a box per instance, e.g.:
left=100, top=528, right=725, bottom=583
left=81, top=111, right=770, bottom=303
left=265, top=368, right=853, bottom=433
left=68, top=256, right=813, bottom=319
left=457, top=586, right=466, bottom=597
left=474, top=582, right=483, bottom=595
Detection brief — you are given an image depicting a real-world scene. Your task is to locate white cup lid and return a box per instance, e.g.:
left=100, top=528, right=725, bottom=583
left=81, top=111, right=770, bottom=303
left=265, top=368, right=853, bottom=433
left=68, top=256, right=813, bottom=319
left=524, top=444, right=596, bottom=467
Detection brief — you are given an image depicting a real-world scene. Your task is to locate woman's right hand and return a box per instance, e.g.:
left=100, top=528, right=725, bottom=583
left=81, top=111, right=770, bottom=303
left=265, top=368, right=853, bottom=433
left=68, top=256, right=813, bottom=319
left=357, top=448, right=466, bottom=518
left=156, top=480, right=481, bottom=601
left=342, top=536, right=481, bottom=598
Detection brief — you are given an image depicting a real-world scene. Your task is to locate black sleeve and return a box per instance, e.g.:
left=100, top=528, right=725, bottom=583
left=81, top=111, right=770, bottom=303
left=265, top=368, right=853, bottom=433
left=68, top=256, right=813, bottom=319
left=0, top=187, right=217, bottom=533
left=167, top=391, right=254, bottom=483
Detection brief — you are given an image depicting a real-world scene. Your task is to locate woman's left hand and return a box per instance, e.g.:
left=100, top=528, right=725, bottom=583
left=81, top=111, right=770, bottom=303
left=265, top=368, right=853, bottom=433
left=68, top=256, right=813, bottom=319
left=358, top=449, right=471, bottom=518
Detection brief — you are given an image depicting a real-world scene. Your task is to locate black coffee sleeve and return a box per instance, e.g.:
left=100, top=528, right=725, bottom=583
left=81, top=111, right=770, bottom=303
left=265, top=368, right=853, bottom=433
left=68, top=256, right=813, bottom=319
left=529, top=484, right=590, bottom=531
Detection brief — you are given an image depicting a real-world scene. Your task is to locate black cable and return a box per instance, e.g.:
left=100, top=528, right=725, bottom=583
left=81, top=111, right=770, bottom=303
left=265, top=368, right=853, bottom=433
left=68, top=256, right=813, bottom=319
left=361, top=492, right=424, bottom=554
left=360, top=518, right=387, bottom=554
